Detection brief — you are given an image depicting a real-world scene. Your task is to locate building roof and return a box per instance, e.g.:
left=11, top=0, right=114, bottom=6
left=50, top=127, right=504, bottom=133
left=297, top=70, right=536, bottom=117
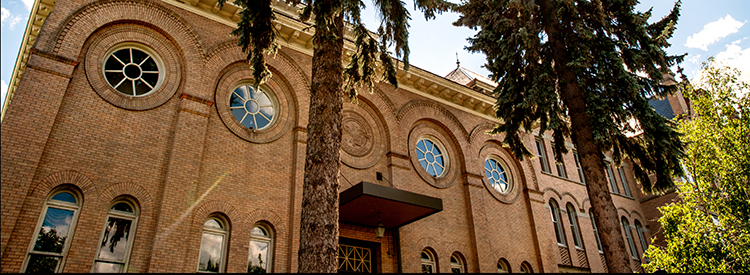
left=445, top=66, right=497, bottom=87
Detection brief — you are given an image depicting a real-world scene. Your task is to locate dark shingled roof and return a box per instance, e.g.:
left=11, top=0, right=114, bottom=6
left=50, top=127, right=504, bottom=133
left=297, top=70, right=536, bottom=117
left=649, top=97, right=675, bottom=119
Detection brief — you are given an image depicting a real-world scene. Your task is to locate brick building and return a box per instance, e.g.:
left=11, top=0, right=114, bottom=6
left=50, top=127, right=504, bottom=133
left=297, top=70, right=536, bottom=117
left=1, top=0, right=687, bottom=273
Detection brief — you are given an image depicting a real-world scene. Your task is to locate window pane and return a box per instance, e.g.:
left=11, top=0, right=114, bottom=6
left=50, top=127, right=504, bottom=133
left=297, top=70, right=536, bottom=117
left=111, top=203, right=133, bottom=213
left=113, top=49, right=131, bottom=64
left=250, top=227, right=266, bottom=236
left=24, top=254, right=60, bottom=273
left=247, top=240, right=269, bottom=273
left=204, top=219, right=223, bottom=230
left=34, top=207, right=74, bottom=253
left=131, top=49, right=148, bottom=65
left=51, top=192, right=76, bottom=204
left=422, top=264, right=433, bottom=273
left=92, top=261, right=123, bottom=273
left=97, top=217, right=132, bottom=261
left=198, top=233, right=224, bottom=272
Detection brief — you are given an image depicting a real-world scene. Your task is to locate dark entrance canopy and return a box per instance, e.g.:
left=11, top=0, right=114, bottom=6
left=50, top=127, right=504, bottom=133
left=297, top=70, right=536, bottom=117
left=339, top=181, right=443, bottom=229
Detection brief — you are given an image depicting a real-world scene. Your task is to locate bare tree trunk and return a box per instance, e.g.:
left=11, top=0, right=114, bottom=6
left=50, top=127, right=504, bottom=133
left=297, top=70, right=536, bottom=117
left=297, top=12, right=345, bottom=273
left=537, top=0, right=633, bottom=272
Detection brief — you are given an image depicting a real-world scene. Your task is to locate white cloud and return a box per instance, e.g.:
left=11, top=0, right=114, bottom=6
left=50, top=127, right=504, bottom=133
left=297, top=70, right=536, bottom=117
left=1, top=7, right=22, bottom=30
left=688, top=54, right=702, bottom=64
left=22, top=0, right=35, bottom=11
left=685, top=15, right=745, bottom=51
left=715, top=39, right=750, bottom=83
left=1, top=7, right=9, bottom=22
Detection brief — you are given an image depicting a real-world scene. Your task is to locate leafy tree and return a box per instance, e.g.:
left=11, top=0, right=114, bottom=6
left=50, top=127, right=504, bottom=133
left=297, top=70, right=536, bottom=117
left=643, top=59, right=750, bottom=273
left=216, top=0, right=452, bottom=272
left=454, top=0, right=686, bottom=272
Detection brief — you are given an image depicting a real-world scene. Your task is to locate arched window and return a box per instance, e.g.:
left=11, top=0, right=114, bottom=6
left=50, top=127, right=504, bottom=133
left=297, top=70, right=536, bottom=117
left=197, top=215, right=229, bottom=273
left=634, top=220, right=648, bottom=258
left=497, top=258, right=510, bottom=273
left=589, top=209, right=603, bottom=252
left=605, top=163, right=619, bottom=194
left=549, top=199, right=566, bottom=246
left=520, top=261, right=533, bottom=273
left=92, top=198, right=139, bottom=273
left=22, top=189, right=82, bottom=273
left=621, top=217, right=638, bottom=259
left=566, top=203, right=583, bottom=249
left=247, top=224, right=273, bottom=273
left=617, top=167, right=632, bottom=197
left=450, top=253, right=465, bottom=273
left=421, top=249, right=437, bottom=273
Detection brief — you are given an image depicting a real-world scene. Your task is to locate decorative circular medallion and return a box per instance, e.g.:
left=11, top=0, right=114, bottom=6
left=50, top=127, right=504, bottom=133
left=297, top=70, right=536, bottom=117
left=340, top=102, right=385, bottom=169
left=341, top=112, right=373, bottom=157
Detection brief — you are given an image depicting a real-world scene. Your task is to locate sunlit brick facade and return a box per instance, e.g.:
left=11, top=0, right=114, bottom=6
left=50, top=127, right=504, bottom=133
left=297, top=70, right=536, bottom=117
left=1, top=0, right=679, bottom=272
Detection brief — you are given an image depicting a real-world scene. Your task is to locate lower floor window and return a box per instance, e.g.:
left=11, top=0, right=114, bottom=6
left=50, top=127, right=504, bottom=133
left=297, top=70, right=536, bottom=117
left=337, top=244, right=372, bottom=273
left=92, top=199, right=138, bottom=273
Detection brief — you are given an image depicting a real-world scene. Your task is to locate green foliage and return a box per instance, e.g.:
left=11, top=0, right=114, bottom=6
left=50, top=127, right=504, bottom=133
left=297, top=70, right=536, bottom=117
left=218, top=0, right=454, bottom=99
left=643, top=59, right=750, bottom=273
left=454, top=0, right=686, bottom=193
left=217, top=0, right=278, bottom=89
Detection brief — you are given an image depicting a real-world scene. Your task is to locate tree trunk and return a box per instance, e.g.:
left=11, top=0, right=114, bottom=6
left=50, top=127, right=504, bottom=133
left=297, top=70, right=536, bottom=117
left=297, top=13, right=345, bottom=273
left=537, top=0, right=633, bottom=272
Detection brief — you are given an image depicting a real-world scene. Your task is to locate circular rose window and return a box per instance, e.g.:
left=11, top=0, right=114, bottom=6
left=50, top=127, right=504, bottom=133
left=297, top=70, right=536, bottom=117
left=229, top=84, right=276, bottom=130
left=484, top=157, right=511, bottom=194
left=103, top=46, right=162, bottom=96
left=416, top=138, right=447, bottom=177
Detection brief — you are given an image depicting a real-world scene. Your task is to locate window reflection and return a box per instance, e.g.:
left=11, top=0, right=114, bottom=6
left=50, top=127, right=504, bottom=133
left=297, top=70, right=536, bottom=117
left=93, top=199, right=138, bottom=273
left=247, top=225, right=273, bottom=273
left=198, top=217, right=228, bottom=273
left=24, top=190, right=80, bottom=273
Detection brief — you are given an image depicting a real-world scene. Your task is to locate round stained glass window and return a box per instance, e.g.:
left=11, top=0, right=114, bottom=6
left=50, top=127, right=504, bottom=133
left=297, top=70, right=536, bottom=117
left=229, top=84, right=276, bottom=130
left=416, top=138, right=445, bottom=176
left=485, top=158, right=510, bottom=193
left=103, top=47, right=161, bottom=96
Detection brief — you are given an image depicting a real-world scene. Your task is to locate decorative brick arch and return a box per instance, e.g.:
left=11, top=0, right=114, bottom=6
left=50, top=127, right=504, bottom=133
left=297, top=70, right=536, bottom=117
left=192, top=200, right=241, bottom=227
left=205, top=40, right=309, bottom=113
left=358, top=84, right=398, bottom=126
left=50, top=0, right=203, bottom=62
left=243, top=208, right=285, bottom=233
left=560, top=192, right=583, bottom=211
left=31, top=170, right=96, bottom=199
left=98, top=182, right=153, bottom=211
left=396, top=100, right=470, bottom=146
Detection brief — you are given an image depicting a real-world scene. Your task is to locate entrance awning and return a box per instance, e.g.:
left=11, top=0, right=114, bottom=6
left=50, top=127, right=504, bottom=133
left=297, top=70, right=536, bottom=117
left=339, top=181, right=443, bottom=229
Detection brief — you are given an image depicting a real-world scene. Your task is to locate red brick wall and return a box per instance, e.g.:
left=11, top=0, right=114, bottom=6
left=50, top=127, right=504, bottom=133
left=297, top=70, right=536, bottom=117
left=0, top=0, right=660, bottom=273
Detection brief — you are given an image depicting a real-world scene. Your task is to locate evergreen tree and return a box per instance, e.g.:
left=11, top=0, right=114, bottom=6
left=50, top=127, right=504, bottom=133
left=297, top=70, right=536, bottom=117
left=216, top=0, right=453, bottom=272
left=454, top=0, right=686, bottom=272
left=644, top=59, right=750, bottom=273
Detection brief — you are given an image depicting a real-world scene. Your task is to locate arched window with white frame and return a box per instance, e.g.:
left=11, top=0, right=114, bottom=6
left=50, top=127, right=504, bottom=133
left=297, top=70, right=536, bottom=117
left=566, top=203, right=583, bottom=249
left=92, top=197, right=139, bottom=273
left=497, top=258, right=510, bottom=273
left=634, top=220, right=648, bottom=258
left=450, top=252, right=465, bottom=273
left=421, top=248, right=437, bottom=273
left=549, top=199, right=566, bottom=246
left=247, top=223, right=273, bottom=273
left=198, top=215, right=229, bottom=273
left=22, top=188, right=82, bottom=273
left=621, top=217, right=638, bottom=259
left=520, top=261, right=533, bottom=273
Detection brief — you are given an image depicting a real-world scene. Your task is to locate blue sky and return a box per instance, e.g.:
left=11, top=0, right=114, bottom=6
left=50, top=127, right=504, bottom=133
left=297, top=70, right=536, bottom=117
left=2, top=0, right=749, bottom=111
